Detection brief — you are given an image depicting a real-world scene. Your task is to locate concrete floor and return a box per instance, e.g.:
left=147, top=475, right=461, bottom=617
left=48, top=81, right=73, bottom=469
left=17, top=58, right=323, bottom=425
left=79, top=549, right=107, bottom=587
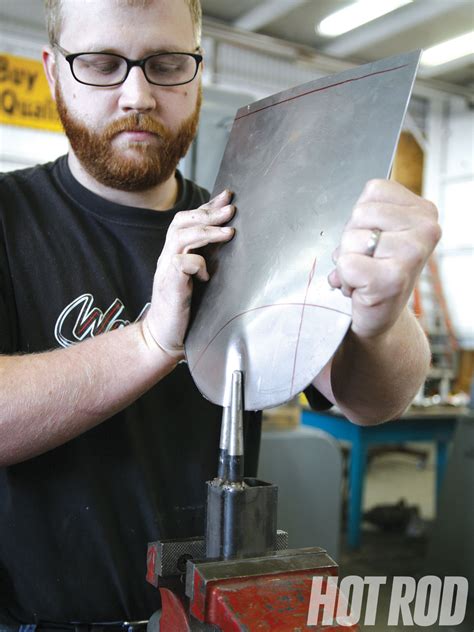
left=338, top=443, right=473, bottom=631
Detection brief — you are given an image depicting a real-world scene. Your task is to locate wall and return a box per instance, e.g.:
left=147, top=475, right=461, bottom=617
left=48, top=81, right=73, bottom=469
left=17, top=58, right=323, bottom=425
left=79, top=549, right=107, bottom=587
left=0, top=23, right=68, bottom=172
left=424, top=96, right=474, bottom=349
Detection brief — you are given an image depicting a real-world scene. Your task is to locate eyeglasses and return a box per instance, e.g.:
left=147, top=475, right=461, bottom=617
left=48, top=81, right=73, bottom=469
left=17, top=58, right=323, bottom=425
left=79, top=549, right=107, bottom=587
left=54, top=44, right=203, bottom=87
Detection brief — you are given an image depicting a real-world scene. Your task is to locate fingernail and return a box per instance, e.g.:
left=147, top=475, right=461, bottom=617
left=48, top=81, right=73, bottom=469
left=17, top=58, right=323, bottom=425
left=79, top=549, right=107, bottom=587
left=221, top=227, right=234, bottom=234
left=328, top=270, right=339, bottom=288
left=218, top=189, right=229, bottom=199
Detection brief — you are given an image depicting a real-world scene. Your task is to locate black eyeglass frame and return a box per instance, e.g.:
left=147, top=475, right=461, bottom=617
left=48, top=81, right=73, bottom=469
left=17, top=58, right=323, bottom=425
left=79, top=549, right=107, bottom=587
left=53, top=44, right=203, bottom=87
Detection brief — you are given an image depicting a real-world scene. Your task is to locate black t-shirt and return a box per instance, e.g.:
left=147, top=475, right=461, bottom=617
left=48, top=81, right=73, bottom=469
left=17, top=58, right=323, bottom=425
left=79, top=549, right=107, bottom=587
left=0, top=156, right=263, bottom=623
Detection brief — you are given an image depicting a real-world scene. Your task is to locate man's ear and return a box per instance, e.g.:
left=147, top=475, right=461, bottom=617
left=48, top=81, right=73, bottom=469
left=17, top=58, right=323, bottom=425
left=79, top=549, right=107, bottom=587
left=42, top=45, right=57, bottom=101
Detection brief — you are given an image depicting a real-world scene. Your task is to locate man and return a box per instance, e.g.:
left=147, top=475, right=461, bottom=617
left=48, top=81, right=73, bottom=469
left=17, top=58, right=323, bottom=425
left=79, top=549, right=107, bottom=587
left=0, top=0, right=440, bottom=625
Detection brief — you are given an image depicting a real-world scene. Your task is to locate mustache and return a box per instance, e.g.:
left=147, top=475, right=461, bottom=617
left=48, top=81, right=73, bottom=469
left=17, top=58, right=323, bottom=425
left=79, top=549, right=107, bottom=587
left=103, top=114, right=167, bottom=140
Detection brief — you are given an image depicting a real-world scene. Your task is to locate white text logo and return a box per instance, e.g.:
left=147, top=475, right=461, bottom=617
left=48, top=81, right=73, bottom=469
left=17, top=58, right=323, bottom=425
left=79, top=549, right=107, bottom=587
left=307, top=575, right=469, bottom=627
left=54, top=293, right=150, bottom=348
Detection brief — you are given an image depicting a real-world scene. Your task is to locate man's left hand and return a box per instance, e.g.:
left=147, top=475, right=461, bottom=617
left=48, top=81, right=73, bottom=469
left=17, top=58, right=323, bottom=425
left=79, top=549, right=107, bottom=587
left=328, top=179, right=442, bottom=339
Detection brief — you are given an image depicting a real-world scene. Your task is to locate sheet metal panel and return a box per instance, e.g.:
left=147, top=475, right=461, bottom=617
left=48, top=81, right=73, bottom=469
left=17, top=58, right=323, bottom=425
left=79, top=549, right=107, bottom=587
left=185, top=51, right=421, bottom=410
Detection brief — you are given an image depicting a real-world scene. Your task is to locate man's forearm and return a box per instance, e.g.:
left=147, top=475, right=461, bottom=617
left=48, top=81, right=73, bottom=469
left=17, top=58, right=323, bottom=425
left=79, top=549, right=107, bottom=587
left=314, top=308, right=430, bottom=425
left=0, top=323, right=176, bottom=466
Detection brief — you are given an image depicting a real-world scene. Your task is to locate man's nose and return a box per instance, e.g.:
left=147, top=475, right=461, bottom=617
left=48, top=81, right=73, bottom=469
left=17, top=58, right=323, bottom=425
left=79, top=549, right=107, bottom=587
left=118, top=66, right=156, bottom=112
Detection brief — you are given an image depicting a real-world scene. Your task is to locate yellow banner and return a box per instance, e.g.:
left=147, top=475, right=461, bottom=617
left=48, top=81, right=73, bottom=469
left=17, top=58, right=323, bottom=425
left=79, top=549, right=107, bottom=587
left=0, top=52, right=63, bottom=133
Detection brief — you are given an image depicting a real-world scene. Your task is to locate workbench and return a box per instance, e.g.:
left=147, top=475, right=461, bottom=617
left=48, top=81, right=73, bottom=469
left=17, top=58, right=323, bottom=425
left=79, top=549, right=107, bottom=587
left=301, top=406, right=463, bottom=549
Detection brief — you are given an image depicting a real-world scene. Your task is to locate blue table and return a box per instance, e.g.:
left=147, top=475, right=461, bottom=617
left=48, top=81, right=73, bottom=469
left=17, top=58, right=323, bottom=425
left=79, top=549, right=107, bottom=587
left=301, top=407, right=461, bottom=549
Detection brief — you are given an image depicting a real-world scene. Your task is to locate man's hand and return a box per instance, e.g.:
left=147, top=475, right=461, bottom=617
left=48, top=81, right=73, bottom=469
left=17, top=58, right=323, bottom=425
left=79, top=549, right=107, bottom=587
left=141, top=189, right=235, bottom=361
left=328, top=179, right=441, bottom=339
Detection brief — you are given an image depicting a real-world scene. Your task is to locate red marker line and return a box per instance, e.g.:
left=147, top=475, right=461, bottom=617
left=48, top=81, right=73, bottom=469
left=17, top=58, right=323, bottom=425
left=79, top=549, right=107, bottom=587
left=190, top=287, right=350, bottom=374
left=235, top=64, right=409, bottom=121
left=290, top=257, right=317, bottom=396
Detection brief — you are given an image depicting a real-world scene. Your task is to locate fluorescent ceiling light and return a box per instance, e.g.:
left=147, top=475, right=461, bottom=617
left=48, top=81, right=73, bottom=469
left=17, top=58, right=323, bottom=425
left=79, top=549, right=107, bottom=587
left=317, top=0, right=413, bottom=37
left=421, top=31, right=474, bottom=66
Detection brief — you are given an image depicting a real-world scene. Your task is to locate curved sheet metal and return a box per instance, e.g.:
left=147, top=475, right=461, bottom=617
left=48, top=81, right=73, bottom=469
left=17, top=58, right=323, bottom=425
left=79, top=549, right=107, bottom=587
left=185, top=51, right=421, bottom=410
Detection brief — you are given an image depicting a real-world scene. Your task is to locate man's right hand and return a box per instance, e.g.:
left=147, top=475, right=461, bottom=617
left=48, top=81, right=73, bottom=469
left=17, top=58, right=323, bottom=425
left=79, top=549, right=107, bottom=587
left=141, top=189, right=236, bottom=362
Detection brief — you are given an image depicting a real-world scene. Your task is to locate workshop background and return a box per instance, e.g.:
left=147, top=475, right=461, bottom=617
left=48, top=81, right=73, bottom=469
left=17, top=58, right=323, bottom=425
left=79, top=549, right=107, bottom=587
left=1, top=1, right=473, bottom=629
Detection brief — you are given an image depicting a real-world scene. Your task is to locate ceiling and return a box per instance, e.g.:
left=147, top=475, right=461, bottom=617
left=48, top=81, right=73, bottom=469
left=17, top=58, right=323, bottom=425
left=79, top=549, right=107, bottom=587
left=1, top=0, right=473, bottom=89
left=201, top=0, right=474, bottom=88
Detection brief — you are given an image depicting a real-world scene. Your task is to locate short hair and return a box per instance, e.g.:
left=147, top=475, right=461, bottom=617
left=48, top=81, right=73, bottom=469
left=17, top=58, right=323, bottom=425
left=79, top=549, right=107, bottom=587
left=44, top=0, right=202, bottom=48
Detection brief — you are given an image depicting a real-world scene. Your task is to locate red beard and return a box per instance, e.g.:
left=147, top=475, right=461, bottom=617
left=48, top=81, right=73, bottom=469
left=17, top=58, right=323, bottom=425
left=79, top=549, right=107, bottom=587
left=55, top=84, right=202, bottom=192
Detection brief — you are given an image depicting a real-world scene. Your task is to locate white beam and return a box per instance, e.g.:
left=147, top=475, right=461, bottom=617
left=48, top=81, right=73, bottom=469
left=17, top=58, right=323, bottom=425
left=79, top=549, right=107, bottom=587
left=233, top=0, right=307, bottom=32
left=323, top=0, right=469, bottom=57
left=418, top=53, right=474, bottom=79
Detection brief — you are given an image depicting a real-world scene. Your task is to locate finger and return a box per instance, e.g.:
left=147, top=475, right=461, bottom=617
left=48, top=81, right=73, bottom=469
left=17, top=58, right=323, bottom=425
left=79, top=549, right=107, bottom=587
left=172, top=203, right=236, bottom=230
left=174, top=225, right=235, bottom=253
left=329, top=268, right=354, bottom=297
left=207, top=189, right=233, bottom=208
left=345, top=202, right=424, bottom=232
left=328, top=268, right=341, bottom=288
left=336, top=253, right=407, bottom=300
left=339, top=228, right=429, bottom=265
left=336, top=253, right=382, bottom=290
left=172, top=254, right=209, bottom=282
left=341, top=284, right=354, bottom=298
left=358, top=179, right=420, bottom=206
left=347, top=180, right=438, bottom=232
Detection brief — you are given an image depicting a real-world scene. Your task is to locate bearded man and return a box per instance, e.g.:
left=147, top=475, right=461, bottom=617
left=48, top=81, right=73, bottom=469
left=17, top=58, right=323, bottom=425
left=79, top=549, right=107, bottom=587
left=0, top=0, right=440, bottom=626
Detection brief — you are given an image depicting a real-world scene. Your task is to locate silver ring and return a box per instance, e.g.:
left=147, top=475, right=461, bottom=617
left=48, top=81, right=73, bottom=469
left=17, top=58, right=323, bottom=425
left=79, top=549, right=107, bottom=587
left=365, top=228, right=382, bottom=257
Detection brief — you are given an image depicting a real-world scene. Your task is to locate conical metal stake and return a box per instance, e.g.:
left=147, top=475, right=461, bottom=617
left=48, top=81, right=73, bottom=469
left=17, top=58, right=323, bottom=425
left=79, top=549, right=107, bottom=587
left=228, top=370, right=244, bottom=483
left=217, top=405, right=230, bottom=481
left=217, top=370, right=244, bottom=482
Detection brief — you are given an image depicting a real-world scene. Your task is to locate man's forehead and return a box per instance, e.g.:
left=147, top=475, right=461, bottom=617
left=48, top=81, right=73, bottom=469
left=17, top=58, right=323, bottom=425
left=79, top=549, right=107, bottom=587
left=61, top=0, right=176, bottom=12
left=60, top=0, right=194, bottom=50
left=61, top=0, right=185, bottom=21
